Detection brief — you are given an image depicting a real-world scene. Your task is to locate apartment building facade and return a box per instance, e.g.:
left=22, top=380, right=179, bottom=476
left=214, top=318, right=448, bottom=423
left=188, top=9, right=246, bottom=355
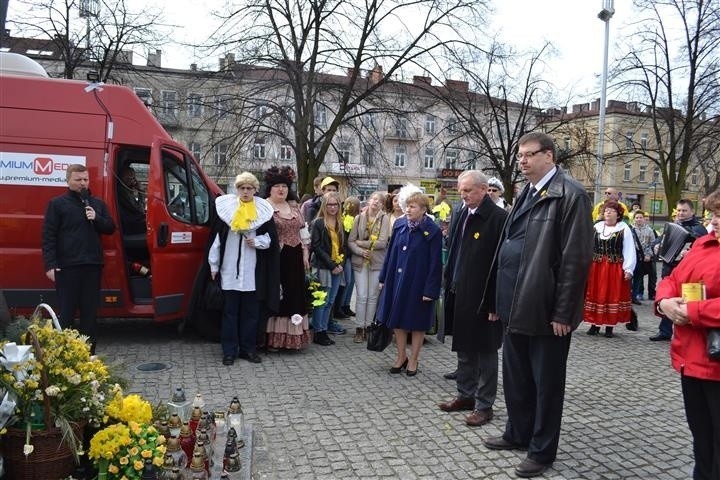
left=5, top=37, right=522, bottom=201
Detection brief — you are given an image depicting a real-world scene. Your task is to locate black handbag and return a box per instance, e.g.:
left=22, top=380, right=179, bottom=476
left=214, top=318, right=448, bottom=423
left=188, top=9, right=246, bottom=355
left=707, top=329, right=720, bottom=361
left=204, top=278, right=224, bottom=311
left=366, top=318, right=392, bottom=352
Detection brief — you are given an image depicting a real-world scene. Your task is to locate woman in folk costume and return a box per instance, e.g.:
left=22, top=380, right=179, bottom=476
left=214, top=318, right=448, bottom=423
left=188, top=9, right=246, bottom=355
left=584, top=199, right=637, bottom=337
left=262, top=166, right=313, bottom=350
left=209, top=172, right=279, bottom=365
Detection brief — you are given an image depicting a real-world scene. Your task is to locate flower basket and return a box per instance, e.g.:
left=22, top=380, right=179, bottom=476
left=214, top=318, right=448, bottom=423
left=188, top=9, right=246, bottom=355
left=1, top=420, right=84, bottom=480
left=1, top=329, right=84, bottom=480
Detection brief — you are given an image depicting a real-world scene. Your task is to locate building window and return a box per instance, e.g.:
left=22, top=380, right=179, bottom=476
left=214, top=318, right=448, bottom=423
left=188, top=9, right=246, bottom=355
left=625, top=130, right=634, bottom=150
left=564, top=137, right=571, bottom=150
left=623, top=164, right=632, bottom=182
left=213, top=144, right=228, bottom=165
left=215, top=95, right=233, bottom=118
left=394, top=145, right=406, bottom=167
left=423, top=147, right=435, bottom=169
left=448, top=117, right=460, bottom=134
left=467, top=152, right=478, bottom=170
left=640, top=132, right=648, bottom=150
left=691, top=171, right=698, bottom=186
left=314, top=104, right=327, bottom=126
left=134, top=87, right=152, bottom=107
left=189, top=142, right=202, bottom=160
left=338, top=142, right=352, bottom=164
left=161, top=90, right=178, bottom=115
left=362, top=143, right=376, bottom=167
left=362, top=112, right=376, bottom=130
left=255, top=103, right=269, bottom=120
left=187, top=93, right=203, bottom=118
left=445, top=148, right=458, bottom=169
left=653, top=166, right=660, bottom=183
left=253, top=137, right=266, bottom=160
left=425, top=115, right=436, bottom=136
left=638, top=164, right=647, bottom=182
left=396, top=116, right=409, bottom=138
left=279, top=142, right=293, bottom=162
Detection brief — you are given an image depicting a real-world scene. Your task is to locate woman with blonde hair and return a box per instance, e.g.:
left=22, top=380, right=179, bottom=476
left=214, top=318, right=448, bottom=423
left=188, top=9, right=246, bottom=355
left=310, top=191, right=345, bottom=346
left=348, top=191, right=390, bottom=342
left=377, top=189, right=442, bottom=376
left=208, top=172, right=279, bottom=365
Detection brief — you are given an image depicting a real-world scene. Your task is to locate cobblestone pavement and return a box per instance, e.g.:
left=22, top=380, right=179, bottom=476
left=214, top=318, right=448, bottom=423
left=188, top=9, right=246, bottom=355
left=97, top=301, right=693, bottom=480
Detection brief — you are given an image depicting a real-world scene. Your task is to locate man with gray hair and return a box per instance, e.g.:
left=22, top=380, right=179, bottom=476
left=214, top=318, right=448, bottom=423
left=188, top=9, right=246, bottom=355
left=438, top=170, right=508, bottom=427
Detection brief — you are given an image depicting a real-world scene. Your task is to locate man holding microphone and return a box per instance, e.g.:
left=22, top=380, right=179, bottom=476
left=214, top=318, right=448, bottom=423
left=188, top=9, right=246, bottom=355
left=42, top=164, right=115, bottom=353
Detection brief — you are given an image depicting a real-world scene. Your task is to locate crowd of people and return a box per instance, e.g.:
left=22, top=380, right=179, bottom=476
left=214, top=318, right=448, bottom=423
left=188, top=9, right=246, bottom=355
left=40, top=132, right=717, bottom=478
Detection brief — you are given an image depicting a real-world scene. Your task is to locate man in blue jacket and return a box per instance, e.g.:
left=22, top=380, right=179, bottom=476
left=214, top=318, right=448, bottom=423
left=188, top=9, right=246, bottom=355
left=483, top=133, right=593, bottom=478
left=42, top=164, right=115, bottom=353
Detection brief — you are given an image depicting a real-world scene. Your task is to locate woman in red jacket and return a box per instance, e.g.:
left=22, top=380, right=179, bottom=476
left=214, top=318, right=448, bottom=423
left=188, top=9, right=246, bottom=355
left=655, top=189, right=720, bottom=480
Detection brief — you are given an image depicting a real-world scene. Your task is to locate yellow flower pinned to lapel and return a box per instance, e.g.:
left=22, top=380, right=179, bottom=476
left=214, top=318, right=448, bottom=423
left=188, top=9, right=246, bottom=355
left=473, top=232, right=480, bottom=239
left=423, top=231, right=429, bottom=236
left=540, top=190, right=548, bottom=197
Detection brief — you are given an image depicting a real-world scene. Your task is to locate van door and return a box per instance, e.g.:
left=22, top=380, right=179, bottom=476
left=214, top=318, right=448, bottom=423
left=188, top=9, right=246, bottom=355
left=147, top=140, right=212, bottom=322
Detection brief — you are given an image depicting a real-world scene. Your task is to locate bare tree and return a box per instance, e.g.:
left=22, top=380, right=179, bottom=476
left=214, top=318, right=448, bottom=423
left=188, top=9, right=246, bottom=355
left=206, top=0, right=487, bottom=194
left=420, top=41, right=587, bottom=203
left=9, top=0, right=166, bottom=81
left=612, top=0, right=720, bottom=216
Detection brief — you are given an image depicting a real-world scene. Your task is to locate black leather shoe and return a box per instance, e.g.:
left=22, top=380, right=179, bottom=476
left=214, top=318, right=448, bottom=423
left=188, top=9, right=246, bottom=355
left=342, top=306, right=356, bottom=316
left=313, top=331, right=334, bottom=346
left=514, top=458, right=552, bottom=478
left=389, top=358, right=408, bottom=374
left=649, top=334, right=671, bottom=341
left=406, top=362, right=419, bottom=377
left=586, top=325, right=600, bottom=335
left=333, top=310, right=350, bottom=319
left=482, top=436, right=526, bottom=451
left=222, top=355, right=235, bottom=366
left=632, top=298, right=642, bottom=305
left=443, top=370, right=458, bottom=380
left=238, top=352, right=262, bottom=363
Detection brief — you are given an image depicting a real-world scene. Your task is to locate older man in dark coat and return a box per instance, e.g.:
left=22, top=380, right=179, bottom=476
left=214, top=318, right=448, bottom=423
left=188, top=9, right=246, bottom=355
left=438, top=170, right=508, bottom=427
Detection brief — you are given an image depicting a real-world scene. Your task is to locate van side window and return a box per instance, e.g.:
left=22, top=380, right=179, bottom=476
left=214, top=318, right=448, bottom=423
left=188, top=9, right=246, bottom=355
left=163, top=150, right=210, bottom=225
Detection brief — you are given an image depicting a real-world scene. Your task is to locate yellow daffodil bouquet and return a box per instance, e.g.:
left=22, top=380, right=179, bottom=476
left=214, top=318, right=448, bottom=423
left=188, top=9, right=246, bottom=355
left=0, top=321, right=112, bottom=456
left=89, top=388, right=166, bottom=479
left=306, top=272, right=328, bottom=310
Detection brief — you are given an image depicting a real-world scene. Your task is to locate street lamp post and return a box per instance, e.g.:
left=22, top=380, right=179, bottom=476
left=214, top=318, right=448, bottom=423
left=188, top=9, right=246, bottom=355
left=594, top=0, right=615, bottom=204
left=649, top=181, right=658, bottom=229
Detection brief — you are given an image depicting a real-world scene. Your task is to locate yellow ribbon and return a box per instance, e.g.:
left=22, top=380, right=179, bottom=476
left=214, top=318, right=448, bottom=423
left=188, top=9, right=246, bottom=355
left=230, top=199, right=257, bottom=231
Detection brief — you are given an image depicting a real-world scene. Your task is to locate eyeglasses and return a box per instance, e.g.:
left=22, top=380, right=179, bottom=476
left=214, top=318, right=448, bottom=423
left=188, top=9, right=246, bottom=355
left=515, top=149, right=546, bottom=160
left=488, top=188, right=499, bottom=193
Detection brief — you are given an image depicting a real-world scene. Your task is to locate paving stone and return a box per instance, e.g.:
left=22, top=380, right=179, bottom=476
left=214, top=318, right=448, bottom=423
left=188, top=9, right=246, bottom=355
left=97, top=302, right=693, bottom=479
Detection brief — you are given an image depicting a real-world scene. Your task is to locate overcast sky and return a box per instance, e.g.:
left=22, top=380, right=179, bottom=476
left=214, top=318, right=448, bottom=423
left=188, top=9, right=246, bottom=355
left=9, top=0, right=635, bottom=104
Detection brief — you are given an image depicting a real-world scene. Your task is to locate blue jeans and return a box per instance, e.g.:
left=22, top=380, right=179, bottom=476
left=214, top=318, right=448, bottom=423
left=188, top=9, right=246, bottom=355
left=341, top=257, right=354, bottom=307
left=221, top=290, right=259, bottom=357
left=312, top=271, right=341, bottom=332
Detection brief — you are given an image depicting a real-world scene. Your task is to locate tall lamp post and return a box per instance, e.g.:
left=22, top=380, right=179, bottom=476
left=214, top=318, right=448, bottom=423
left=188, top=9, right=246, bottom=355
left=594, top=0, right=615, bottom=204
left=649, top=181, right=658, bottom=229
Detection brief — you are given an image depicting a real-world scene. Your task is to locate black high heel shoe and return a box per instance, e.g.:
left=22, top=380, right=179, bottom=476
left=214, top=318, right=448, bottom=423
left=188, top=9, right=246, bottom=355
left=406, top=362, right=419, bottom=377
left=390, top=358, right=408, bottom=374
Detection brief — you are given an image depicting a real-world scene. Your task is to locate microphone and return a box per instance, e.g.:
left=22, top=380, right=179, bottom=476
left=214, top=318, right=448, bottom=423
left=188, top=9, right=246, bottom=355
left=80, top=188, right=93, bottom=222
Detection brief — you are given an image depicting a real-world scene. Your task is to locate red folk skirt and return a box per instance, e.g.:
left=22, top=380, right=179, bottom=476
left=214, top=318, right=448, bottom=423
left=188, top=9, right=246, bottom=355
left=583, top=258, right=632, bottom=326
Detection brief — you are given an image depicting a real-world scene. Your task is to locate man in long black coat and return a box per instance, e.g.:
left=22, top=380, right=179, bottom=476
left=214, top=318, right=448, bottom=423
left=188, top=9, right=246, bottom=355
left=438, top=170, right=508, bottom=427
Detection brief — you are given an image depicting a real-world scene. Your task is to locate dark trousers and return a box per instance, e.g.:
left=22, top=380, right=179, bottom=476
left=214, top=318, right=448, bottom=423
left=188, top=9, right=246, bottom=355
left=456, top=350, right=498, bottom=410
left=682, top=375, right=720, bottom=480
left=502, top=332, right=572, bottom=465
left=221, top=290, right=259, bottom=358
left=632, top=261, right=657, bottom=299
left=55, top=265, right=102, bottom=350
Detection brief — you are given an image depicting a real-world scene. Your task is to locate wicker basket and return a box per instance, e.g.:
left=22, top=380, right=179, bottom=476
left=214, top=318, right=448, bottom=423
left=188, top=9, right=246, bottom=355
left=1, top=422, right=83, bottom=480
left=0, top=328, right=83, bottom=480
